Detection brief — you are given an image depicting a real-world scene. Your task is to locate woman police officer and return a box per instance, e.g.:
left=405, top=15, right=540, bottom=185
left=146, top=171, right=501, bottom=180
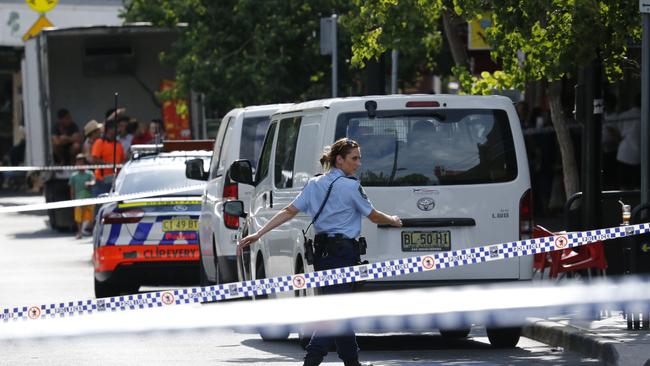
left=238, top=138, right=402, bottom=366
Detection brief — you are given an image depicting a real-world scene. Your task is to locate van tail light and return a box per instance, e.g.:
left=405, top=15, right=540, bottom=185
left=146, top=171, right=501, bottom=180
left=519, top=189, right=533, bottom=240
left=102, top=209, right=145, bottom=224
left=223, top=183, right=239, bottom=229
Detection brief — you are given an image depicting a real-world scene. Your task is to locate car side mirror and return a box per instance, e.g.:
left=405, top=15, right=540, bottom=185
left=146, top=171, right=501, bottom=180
left=229, top=160, right=254, bottom=185
left=223, top=200, right=247, bottom=218
left=185, top=158, right=208, bottom=181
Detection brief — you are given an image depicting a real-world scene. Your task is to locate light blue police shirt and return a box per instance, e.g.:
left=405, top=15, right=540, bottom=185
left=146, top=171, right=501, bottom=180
left=291, top=168, right=374, bottom=239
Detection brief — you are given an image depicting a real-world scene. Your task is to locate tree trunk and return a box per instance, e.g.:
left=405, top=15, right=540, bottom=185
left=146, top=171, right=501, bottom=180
left=547, top=80, right=579, bottom=197
left=442, top=9, right=470, bottom=69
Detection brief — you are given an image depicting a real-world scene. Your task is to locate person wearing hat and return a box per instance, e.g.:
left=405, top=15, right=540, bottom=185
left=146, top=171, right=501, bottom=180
left=82, top=119, right=103, bottom=163
left=69, top=153, right=95, bottom=239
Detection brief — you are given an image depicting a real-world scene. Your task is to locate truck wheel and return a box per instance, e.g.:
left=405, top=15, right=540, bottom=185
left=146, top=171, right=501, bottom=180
left=486, top=327, right=521, bottom=348
left=439, top=328, right=471, bottom=339
left=94, top=278, right=120, bottom=298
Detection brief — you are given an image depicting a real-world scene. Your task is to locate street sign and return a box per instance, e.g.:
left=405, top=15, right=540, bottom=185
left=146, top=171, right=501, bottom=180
left=468, top=13, right=492, bottom=50
left=642, top=0, right=650, bottom=13
left=320, top=17, right=333, bottom=55
left=22, top=15, right=53, bottom=42
left=25, top=0, right=58, bottom=13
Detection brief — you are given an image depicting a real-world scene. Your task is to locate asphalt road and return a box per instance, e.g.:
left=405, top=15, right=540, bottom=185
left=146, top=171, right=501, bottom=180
left=0, top=193, right=604, bottom=365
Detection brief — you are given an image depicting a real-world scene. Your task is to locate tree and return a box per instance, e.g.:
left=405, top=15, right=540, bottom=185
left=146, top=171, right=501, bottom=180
left=349, top=0, right=641, bottom=197
left=123, top=0, right=361, bottom=114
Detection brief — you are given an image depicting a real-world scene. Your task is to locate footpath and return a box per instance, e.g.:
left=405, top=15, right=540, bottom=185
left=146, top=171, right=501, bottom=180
left=524, top=314, right=650, bottom=365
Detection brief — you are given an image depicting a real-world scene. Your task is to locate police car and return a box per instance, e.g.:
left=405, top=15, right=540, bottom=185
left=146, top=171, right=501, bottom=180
left=93, top=140, right=212, bottom=298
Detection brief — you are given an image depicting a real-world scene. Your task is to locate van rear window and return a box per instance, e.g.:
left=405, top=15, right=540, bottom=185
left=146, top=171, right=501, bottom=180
left=239, top=116, right=271, bottom=173
left=335, top=109, right=517, bottom=186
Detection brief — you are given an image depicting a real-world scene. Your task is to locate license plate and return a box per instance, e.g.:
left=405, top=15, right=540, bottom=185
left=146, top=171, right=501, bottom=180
left=162, top=218, right=198, bottom=232
left=401, top=230, right=451, bottom=252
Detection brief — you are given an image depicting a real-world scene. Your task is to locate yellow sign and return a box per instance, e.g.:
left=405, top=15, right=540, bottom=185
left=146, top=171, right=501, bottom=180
left=468, top=13, right=492, bottom=50
left=642, top=243, right=650, bottom=253
left=25, top=0, right=58, bottom=13
left=22, top=15, right=53, bottom=42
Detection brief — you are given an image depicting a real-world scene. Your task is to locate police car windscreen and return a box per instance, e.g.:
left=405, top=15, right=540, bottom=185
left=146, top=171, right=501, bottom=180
left=239, top=116, right=271, bottom=173
left=114, top=157, right=209, bottom=195
left=335, top=109, right=517, bottom=186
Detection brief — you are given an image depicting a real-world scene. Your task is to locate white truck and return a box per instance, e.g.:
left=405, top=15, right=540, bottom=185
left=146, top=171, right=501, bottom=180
left=22, top=24, right=186, bottom=231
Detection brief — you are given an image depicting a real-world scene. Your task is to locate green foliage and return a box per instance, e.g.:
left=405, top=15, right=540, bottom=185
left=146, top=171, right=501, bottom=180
left=349, top=0, right=641, bottom=93
left=346, top=0, right=444, bottom=70
left=123, top=0, right=361, bottom=114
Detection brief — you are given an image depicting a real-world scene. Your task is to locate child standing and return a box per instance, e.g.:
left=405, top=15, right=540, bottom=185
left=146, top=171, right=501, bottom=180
left=69, top=153, right=95, bottom=239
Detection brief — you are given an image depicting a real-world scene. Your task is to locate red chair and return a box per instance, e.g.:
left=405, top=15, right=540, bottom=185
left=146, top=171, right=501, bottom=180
left=532, top=225, right=607, bottom=279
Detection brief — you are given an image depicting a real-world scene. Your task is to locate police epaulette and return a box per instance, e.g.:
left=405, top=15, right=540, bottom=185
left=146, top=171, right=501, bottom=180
left=345, top=176, right=358, bottom=180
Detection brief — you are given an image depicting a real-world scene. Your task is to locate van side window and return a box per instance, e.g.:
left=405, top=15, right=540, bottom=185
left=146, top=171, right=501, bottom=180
left=274, top=117, right=302, bottom=189
left=255, top=121, right=277, bottom=184
left=209, top=116, right=233, bottom=180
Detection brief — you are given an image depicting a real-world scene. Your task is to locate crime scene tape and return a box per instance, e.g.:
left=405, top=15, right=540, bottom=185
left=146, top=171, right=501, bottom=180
left=1, top=221, right=648, bottom=325
left=0, top=183, right=206, bottom=213
left=0, top=163, right=124, bottom=172
left=2, top=276, right=649, bottom=339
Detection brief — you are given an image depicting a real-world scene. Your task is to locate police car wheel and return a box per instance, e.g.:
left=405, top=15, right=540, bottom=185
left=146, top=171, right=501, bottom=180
left=439, top=328, right=471, bottom=339
left=486, top=326, right=521, bottom=348
left=259, top=328, right=290, bottom=341
left=94, top=278, right=120, bottom=298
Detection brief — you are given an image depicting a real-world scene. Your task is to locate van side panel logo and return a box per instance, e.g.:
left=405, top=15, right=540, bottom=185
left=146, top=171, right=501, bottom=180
left=417, top=197, right=435, bottom=211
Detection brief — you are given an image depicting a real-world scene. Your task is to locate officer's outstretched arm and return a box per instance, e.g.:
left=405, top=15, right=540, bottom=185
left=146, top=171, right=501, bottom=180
left=367, top=209, right=402, bottom=227
left=238, top=205, right=299, bottom=249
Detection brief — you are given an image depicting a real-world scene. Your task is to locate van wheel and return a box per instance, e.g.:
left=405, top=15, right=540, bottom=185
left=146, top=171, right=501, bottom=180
left=213, top=238, right=223, bottom=285
left=199, top=248, right=215, bottom=286
left=439, top=328, right=471, bottom=339
left=259, top=328, right=291, bottom=341
left=486, top=327, right=521, bottom=348
left=94, top=278, right=119, bottom=298
left=295, top=258, right=311, bottom=349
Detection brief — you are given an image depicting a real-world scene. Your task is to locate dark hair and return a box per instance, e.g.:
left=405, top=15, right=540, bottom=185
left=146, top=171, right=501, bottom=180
left=57, top=108, right=70, bottom=119
left=151, top=118, right=165, bottom=131
left=320, top=138, right=360, bottom=170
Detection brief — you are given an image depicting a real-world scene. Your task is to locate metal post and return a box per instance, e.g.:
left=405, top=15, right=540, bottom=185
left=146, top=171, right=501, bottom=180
left=331, top=14, right=338, bottom=98
left=391, top=49, right=398, bottom=94
left=642, top=12, right=650, bottom=206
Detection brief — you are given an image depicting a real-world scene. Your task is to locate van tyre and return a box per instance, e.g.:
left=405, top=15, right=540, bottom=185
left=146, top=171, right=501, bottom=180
left=295, top=258, right=311, bottom=349
left=439, top=328, right=471, bottom=339
left=486, top=327, right=521, bottom=348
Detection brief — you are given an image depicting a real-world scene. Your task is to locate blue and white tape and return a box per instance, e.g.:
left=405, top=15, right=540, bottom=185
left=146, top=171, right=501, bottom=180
left=0, top=163, right=124, bottom=172
left=1, top=222, right=647, bottom=324
left=2, top=276, right=649, bottom=340
left=0, top=183, right=206, bottom=213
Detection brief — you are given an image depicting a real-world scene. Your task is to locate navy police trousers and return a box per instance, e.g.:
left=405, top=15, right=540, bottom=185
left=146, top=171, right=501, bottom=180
left=305, top=239, right=358, bottom=361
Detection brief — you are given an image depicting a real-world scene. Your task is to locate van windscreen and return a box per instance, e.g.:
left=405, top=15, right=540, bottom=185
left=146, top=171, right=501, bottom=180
left=239, top=116, right=271, bottom=173
left=335, top=109, right=517, bottom=186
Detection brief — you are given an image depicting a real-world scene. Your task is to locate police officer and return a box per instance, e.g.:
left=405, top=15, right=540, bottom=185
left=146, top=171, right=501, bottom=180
left=239, top=138, right=402, bottom=366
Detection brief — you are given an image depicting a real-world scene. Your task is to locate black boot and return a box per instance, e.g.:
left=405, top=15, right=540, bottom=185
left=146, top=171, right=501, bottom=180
left=342, top=357, right=373, bottom=366
left=303, top=355, right=323, bottom=366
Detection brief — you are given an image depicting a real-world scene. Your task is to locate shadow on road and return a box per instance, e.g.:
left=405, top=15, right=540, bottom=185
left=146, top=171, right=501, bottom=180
left=13, top=227, right=68, bottom=239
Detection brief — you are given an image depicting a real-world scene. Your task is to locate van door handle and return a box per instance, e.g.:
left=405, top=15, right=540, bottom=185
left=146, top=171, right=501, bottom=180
left=377, top=218, right=476, bottom=228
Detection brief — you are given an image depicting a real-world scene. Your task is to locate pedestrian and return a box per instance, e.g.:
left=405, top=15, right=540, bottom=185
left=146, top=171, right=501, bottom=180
left=51, top=108, right=81, bottom=165
left=91, top=119, right=125, bottom=196
left=81, top=119, right=103, bottom=163
left=69, top=153, right=95, bottom=239
left=238, top=138, right=402, bottom=366
left=615, top=94, right=641, bottom=190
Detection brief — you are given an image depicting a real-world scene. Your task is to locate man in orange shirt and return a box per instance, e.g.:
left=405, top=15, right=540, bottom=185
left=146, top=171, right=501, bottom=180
left=91, top=119, right=125, bottom=196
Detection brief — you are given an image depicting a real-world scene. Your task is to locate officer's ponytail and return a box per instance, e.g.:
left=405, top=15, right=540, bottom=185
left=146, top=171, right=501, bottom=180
left=320, top=138, right=360, bottom=170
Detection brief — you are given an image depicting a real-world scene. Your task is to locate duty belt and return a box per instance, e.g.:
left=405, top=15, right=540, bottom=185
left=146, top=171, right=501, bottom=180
left=314, top=233, right=356, bottom=251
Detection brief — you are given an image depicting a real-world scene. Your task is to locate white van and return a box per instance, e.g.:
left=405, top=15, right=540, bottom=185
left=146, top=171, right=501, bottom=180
left=186, top=104, right=290, bottom=285
left=228, top=95, right=532, bottom=346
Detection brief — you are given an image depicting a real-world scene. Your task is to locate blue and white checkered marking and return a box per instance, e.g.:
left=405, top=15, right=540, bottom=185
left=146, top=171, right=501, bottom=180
left=3, top=223, right=649, bottom=322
